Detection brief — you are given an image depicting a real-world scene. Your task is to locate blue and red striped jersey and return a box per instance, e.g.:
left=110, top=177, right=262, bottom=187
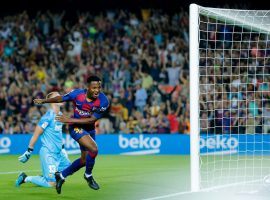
left=62, top=89, right=109, bottom=130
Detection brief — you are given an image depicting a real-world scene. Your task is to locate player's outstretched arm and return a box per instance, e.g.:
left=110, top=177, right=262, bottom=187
left=33, top=95, right=63, bottom=105
left=55, top=115, right=98, bottom=125
left=18, top=126, right=44, bottom=163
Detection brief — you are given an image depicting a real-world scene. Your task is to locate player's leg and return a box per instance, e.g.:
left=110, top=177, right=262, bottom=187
left=61, top=149, right=86, bottom=178
left=59, top=138, right=99, bottom=190
left=55, top=128, right=98, bottom=194
left=17, top=147, right=56, bottom=187
left=83, top=151, right=99, bottom=190
left=79, top=133, right=100, bottom=190
left=38, top=147, right=57, bottom=187
left=77, top=133, right=98, bottom=154
left=61, top=127, right=97, bottom=179
left=25, top=176, right=53, bottom=187
left=55, top=150, right=87, bottom=194
left=85, top=150, right=97, bottom=177
left=15, top=172, right=52, bottom=188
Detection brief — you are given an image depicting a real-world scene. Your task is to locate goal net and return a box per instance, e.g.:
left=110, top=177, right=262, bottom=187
left=189, top=4, right=270, bottom=192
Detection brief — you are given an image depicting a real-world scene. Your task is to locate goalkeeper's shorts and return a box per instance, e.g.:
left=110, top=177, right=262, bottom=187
left=39, top=147, right=70, bottom=182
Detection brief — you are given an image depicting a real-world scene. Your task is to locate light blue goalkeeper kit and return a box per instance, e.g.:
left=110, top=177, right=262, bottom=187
left=39, top=109, right=64, bottom=153
left=23, top=109, right=70, bottom=187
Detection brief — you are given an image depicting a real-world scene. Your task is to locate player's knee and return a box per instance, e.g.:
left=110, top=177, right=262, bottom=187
left=87, top=144, right=98, bottom=154
left=91, top=146, right=98, bottom=154
left=88, top=149, right=98, bottom=158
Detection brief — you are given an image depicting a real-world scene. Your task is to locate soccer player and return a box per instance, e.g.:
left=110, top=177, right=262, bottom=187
left=33, top=75, right=109, bottom=194
left=15, top=91, right=71, bottom=188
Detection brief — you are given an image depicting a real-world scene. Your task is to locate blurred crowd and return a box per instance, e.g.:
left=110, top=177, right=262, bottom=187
left=0, top=9, right=190, bottom=134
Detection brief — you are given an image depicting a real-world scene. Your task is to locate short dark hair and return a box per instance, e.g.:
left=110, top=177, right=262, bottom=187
left=87, top=75, right=101, bottom=83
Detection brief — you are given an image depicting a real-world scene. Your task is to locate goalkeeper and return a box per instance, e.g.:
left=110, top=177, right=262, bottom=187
left=15, top=92, right=70, bottom=188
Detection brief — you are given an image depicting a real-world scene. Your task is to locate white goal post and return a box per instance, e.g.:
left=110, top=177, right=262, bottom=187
left=189, top=3, right=200, bottom=192
left=189, top=3, right=270, bottom=192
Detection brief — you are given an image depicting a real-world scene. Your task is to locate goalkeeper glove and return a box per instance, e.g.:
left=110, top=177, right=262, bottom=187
left=18, top=147, right=33, bottom=163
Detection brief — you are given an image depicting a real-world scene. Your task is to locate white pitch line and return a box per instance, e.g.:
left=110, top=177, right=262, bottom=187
left=140, top=190, right=195, bottom=200
left=0, top=167, right=180, bottom=175
left=140, top=179, right=262, bottom=200
left=0, top=169, right=40, bottom=175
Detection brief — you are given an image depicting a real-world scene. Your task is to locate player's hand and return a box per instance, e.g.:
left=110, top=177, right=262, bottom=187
left=33, top=99, right=45, bottom=105
left=55, top=114, right=71, bottom=123
left=18, top=148, right=33, bottom=163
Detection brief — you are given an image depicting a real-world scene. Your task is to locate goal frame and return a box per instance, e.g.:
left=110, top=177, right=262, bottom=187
left=189, top=3, right=200, bottom=192
left=189, top=3, right=270, bottom=192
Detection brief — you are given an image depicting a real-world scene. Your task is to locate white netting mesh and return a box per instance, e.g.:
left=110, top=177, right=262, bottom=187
left=197, top=6, right=270, bottom=191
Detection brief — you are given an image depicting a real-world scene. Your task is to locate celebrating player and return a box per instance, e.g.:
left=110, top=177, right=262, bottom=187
left=33, top=75, right=109, bottom=194
left=16, top=91, right=71, bottom=188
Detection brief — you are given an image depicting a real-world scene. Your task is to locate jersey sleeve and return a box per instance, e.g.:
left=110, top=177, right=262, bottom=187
left=62, top=89, right=79, bottom=101
left=37, top=112, right=51, bottom=130
left=93, top=95, right=110, bottom=119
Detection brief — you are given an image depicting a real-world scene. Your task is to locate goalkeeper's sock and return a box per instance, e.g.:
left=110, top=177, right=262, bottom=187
left=62, top=158, right=85, bottom=178
left=25, top=176, right=51, bottom=188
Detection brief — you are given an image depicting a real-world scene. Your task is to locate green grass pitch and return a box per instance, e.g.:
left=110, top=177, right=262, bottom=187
left=0, top=155, right=190, bottom=200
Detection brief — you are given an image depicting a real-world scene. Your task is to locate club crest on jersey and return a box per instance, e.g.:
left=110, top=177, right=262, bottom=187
left=74, top=128, right=83, bottom=134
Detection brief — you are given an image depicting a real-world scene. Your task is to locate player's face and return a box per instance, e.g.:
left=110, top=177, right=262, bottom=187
left=87, top=81, right=101, bottom=99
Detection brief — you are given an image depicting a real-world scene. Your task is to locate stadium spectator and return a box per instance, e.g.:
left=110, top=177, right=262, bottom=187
left=134, top=83, right=148, bottom=114
left=0, top=9, right=192, bottom=134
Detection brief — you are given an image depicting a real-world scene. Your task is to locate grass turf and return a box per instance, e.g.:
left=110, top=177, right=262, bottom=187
left=0, top=155, right=189, bottom=200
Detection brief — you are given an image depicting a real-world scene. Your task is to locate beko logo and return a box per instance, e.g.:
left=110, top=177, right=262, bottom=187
left=0, top=137, right=11, bottom=154
left=200, top=135, right=238, bottom=149
left=119, top=135, right=161, bottom=155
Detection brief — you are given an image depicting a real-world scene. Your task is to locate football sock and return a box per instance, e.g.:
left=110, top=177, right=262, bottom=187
left=62, top=158, right=85, bottom=178
left=25, top=176, right=51, bottom=187
left=85, top=151, right=97, bottom=175
left=84, top=173, right=92, bottom=178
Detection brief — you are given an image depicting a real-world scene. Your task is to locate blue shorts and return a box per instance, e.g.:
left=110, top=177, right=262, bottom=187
left=69, top=126, right=96, bottom=151
left=39, top=147, right=71, bottom=182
